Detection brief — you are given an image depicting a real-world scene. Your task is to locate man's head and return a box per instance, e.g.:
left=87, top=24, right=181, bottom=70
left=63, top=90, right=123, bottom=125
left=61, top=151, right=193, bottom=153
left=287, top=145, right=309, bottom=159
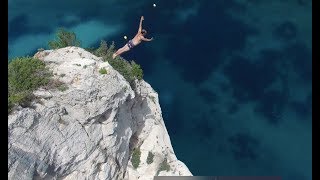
left=141, top=29, right=147, bottom=35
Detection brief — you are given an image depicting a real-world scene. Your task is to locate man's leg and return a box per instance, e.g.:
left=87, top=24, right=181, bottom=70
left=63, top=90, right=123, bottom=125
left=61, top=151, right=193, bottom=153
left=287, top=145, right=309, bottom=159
left=112, top=48, right=121, bottom=59
left=113, top=45, right=130, bottom=59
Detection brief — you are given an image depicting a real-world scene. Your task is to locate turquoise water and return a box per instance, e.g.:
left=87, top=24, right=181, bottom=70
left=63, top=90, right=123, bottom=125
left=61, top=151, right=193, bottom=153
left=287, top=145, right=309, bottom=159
left=9, top=0, right=312, bottom=179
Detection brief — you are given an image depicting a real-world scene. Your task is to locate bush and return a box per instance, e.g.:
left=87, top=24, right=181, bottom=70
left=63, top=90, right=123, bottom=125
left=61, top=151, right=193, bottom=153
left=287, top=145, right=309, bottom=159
left=84, top=47, right=96, bottom=54
left=131, top=148, right=141, bottom=169
left=8, top=91, right=34, bottom=110
left=146, top=151, right=154, bottom=164
left=57, top=84, right=69, bottom=92
left=9, top=57, right=51, bottom=92
left=157, top=158, right=170, bottom=175
left=89, top=40, right=144, bottom=88
left=94, top=40, right=108, bottom=57
left=8, top=57, right=52, bottom=113
left=105, top=41, right=116, bottom=58
left=99, top=67, right=108, bottom=74
left=108, top=57, right=133, bottom=82
left=48, top=28, right=81, bottom=49
left=131, top=61, right=143, bottom=80
left=107, top=57, right=143, bottom=87
left=92, top=40, right=115, bottom=58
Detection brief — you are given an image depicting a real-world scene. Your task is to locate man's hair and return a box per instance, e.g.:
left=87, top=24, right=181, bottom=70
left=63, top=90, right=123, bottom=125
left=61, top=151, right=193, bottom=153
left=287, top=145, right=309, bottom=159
left=141, top=29, right=147, bottom=35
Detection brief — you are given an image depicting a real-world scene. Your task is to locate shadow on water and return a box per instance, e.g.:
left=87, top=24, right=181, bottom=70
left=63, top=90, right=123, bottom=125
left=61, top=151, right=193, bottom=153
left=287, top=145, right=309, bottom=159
left=272, top=21, right=298, bottom=41
left=164, top=0, right=258, bottom=84
left=254, top=90, right=287, bottom=125
left=223, top=47, right=297, bottom=125
left=284, top=42, right=312, bottom=82
left=9, top=14, right=52, bottom=43
left=9, top=14, right=30, bottom=42
left=160, top=96, right=183, bottom=136
left=227, top=132, right=260, bottom=161
left=223, top=55, right=278, bottom=103
left=198, top=87, right=219, bottom=104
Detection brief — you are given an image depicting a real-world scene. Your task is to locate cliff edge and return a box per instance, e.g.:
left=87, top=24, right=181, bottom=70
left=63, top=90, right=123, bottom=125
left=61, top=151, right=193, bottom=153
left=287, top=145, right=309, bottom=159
left=8, top=46, right=192, bottom=180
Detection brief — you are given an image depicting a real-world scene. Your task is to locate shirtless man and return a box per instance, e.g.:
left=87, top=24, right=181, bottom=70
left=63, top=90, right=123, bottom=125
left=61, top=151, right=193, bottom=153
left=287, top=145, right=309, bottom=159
left=112, top=16, right=153, bottom=59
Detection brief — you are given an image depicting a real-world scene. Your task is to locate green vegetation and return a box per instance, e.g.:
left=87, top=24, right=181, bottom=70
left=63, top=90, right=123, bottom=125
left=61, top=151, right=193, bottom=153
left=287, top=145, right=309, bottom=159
left=57, top=84, right=69, bottom=92
left=157, top=157, right=170, bottom=176
left=131, top=147, right=141, bottom=169
left=9, top=30, right=149, bottom=113
left=91, top=40, right=144, bottom=87
left=48, top=36, right=145, bottom=87
left=99, top=67, right=108, bottom=74
left=8, top=91, right=35, bottom=112
left=8, top=57, right=52, bottom=113
left=94, top=40, right=108, bottom=57
left=146, top=151, right=154, bottom=164
left=107, top=58, right=143, bottom=87
left=60, top=73, right=66, bottom=77
left=84, top=47, right=96, bottom=53
left=91, top=40, right=115, bottom=59
left=48, top=28, right=81, bottom=49
left=131, top=61, right=143, bottom=80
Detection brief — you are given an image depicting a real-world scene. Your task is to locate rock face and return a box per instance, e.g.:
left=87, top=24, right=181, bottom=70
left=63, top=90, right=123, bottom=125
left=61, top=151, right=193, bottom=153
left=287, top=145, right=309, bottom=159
left=8, top=47, right=192, bottom=180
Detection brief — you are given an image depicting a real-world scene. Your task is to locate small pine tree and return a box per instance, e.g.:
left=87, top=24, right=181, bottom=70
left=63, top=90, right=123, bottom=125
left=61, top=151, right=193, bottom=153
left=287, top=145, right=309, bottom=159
left=94, top=40, right=108, bottom=57
left=48, top=28, right=81, bottom=49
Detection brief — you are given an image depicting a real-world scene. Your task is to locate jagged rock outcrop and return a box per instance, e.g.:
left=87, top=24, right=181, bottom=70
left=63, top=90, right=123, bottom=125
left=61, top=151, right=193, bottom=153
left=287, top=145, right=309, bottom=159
left=8, top=46, right=192, bottom=180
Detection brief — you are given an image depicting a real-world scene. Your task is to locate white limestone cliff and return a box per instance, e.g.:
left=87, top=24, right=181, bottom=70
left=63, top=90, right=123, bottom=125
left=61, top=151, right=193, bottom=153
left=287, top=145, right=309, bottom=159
left=8, top=46, right=192, bottom=180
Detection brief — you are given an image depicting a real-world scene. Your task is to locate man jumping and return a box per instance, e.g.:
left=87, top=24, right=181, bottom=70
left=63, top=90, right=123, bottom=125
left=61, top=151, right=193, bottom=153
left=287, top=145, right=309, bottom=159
left=112, top=16, right=153, bottom=59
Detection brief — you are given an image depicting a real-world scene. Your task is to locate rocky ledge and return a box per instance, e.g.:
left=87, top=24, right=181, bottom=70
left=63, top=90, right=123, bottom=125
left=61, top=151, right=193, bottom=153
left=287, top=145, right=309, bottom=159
left=8, top=46, right=192, bottom=180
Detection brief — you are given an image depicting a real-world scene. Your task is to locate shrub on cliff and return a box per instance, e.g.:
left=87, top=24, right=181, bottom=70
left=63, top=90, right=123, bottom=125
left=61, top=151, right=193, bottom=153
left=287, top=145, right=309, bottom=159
left=8, top=57, right=52, bottom=113
left=93, top=40, right=115, bottom=58
left=156, top=157, right=170, bottom=175
left=48, top=28, right=81, bottom=49
left=131, top=61, right=143, bottom=81
left=99, top=67, right=108, bottom=74
left=108, top=58, right=143, bottom=86
left=146, top=151, right=154, bottom=164
left=93, top=40, right=144, bottom=86
left=131, top=147, right=141, bottom=169
left=108, top=57, right=132, bottom=81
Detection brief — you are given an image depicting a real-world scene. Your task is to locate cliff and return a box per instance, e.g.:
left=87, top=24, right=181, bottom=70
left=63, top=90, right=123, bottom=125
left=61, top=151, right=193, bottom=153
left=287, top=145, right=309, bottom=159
left=8, top=46, right=192, bottom=179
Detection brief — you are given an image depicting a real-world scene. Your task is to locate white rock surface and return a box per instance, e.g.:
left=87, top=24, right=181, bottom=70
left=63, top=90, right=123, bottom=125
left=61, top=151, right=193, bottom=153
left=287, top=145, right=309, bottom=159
left=8, top=46, right=192, bottom=180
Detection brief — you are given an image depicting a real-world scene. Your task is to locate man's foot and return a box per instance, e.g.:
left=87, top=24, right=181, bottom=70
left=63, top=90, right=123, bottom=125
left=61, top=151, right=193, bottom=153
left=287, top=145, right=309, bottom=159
left=112, top=53, right=116, bottom=59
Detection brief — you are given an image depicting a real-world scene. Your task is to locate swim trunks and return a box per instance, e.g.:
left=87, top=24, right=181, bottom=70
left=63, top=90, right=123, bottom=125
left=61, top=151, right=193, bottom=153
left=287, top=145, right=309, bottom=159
left=127, top=40, right=135, bottom=49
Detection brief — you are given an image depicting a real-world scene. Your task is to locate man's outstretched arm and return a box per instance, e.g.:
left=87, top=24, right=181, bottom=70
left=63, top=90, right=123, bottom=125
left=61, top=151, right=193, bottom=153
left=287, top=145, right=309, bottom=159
left=138, top=16, right=144, bottom=33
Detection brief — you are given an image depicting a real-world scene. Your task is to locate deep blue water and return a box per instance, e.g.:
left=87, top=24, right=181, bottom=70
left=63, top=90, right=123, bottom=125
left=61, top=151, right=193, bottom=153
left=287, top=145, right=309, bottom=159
left=8, top=0, right=312, bottom=179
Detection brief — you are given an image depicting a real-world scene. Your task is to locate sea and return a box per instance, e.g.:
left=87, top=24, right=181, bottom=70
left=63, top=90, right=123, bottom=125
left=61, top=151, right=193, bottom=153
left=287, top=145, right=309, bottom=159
left=8, top=0, right=312, bottom=179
